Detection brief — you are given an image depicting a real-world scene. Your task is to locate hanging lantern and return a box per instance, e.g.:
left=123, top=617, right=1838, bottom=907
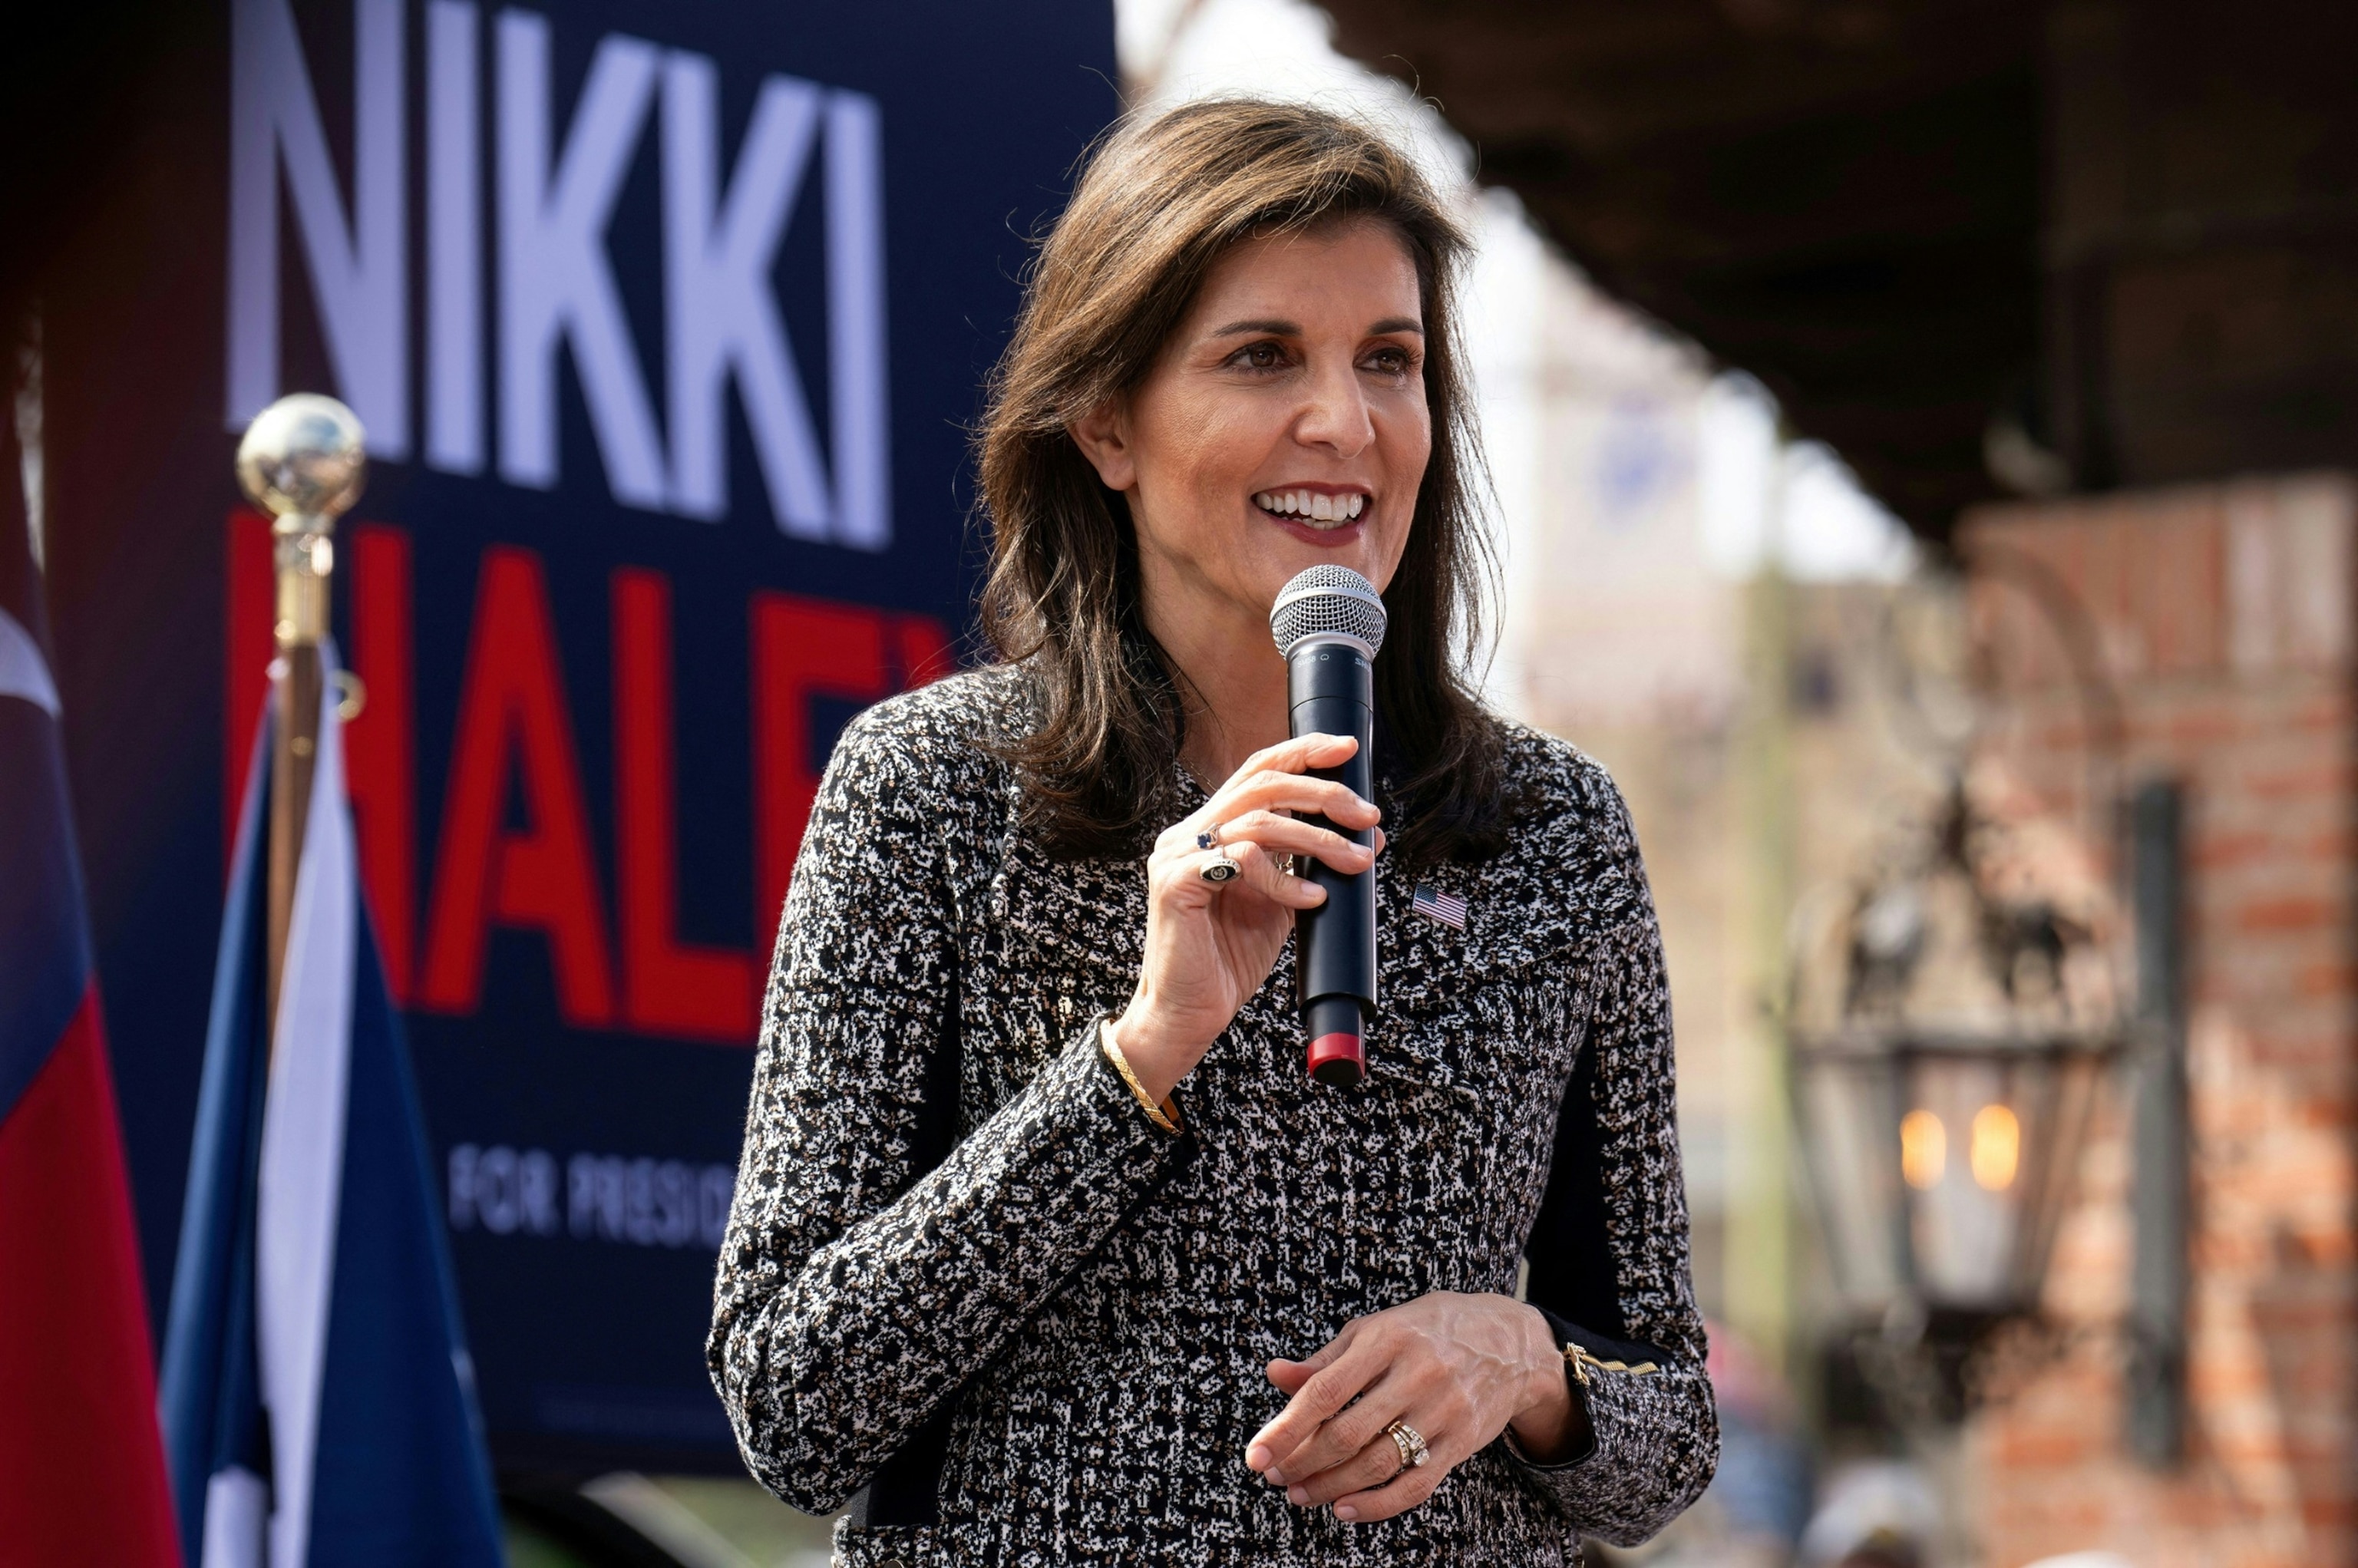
left=1789, top=780, right=2123, bottom=1420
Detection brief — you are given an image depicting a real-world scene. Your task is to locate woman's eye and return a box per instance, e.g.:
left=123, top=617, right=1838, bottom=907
left=1364, top=346, right=1412, bottom=376
left=1232, top=342, right=1290, bottom=371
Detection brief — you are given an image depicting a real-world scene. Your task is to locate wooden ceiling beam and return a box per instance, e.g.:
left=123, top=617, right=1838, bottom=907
left=1323, top=0, right=2046, bottom=537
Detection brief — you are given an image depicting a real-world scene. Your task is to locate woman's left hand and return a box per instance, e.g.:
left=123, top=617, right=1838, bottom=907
left=1245, top=1292, right=1587, bottom=1523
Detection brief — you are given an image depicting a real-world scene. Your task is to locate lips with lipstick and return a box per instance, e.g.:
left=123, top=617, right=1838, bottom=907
left=1254, top=489, right=1368, bottom=529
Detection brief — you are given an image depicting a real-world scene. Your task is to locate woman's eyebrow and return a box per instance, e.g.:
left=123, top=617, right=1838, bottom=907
left=1206, top=315, right=1425, bottom=338
left=1208, top=317, right=1300, bottom=338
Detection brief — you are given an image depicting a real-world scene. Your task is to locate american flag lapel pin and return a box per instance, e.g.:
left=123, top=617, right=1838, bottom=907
left=1411, top=883, right=1468, bottom=930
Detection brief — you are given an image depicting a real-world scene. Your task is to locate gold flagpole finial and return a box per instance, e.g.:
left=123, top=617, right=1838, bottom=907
left=237, top=393, right=365, bottom=1031
left=236, top=393, right=365, bottom=652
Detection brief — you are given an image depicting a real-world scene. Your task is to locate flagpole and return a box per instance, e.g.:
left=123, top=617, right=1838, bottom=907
left=235, top=394, right=365, bottom=1035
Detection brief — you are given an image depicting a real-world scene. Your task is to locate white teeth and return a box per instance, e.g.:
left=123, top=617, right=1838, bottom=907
left=1253, top=490, right=1369, bottom=525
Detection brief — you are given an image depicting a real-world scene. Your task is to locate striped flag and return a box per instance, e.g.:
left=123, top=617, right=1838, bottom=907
left=159, top=645, right=503, bottom=1568
left=1411, top=882, right=1469, bottom=930
left=0, top=382, right=182, bottom=1566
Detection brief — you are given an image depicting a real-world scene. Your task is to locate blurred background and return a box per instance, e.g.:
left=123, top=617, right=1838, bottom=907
left=7, top=0, right=2357, bottom=1563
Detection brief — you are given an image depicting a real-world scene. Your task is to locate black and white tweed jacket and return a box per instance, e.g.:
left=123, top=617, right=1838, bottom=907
left=709, top=667, right=1717, bottom=1566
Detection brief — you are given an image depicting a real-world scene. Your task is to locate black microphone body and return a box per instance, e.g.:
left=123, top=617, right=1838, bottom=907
left=1290, top=639, right=1377, bottom=1085
left=1270, top=564, right=1388, bottom=1088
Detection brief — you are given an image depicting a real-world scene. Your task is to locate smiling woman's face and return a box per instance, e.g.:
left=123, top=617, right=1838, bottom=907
left=1072, top=218, right=1431, bottom=645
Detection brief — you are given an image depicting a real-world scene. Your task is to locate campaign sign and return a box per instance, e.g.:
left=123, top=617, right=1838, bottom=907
left=43, top=0, right=1115, bottom=1472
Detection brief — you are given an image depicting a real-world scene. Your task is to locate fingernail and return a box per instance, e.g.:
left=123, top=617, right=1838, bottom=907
left=1266, top=1467, right=1287, bottom=1485
left=1246, top=1444, right=1270, bottom=1471
left=1335, top=1504, right=1359, bottom=1521
left=1287, top=1486, right=1309, bottom=1506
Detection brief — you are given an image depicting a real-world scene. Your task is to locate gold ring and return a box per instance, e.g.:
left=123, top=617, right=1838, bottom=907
left=1385, top=1419, right=1428, bottom=1472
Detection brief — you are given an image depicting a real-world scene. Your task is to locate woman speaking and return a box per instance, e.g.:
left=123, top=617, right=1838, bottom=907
left=709, top=100, right=1718, bottom=1565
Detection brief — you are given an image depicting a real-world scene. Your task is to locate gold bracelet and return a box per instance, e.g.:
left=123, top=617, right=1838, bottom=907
left=1099, top=1020, right=1182, bottom=1134
left=1563, top=1343, right=1659, bottom=1386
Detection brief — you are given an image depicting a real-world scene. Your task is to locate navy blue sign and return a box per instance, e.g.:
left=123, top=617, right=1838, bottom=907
left=45, top=0, right=1115, bottom=1473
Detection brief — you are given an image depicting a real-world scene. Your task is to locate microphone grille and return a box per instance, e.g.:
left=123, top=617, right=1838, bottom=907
left=1270, top=565, right=1388, bottom=659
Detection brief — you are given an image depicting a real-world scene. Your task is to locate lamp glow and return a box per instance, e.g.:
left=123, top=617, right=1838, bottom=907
left=1971, top=1103, right=2021, bottom=1191
left=1901, top=1109, right=1947, bottom=1190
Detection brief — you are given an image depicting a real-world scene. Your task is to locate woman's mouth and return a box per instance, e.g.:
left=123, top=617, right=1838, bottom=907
left=1253, top=490, right=1368, bottom=530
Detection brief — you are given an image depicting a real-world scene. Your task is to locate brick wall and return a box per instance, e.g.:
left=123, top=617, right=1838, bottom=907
left=1959, top=474, right=2358, bottom=1568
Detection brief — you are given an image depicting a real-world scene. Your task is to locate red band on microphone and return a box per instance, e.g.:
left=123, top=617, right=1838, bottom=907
left=1306, top=1031, right=1366, bottom=1087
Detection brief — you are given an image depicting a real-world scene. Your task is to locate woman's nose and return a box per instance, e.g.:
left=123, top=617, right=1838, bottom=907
left=1293, top=364, right=1376, bottom=457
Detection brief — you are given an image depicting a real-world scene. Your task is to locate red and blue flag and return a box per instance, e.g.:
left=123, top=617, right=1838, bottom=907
left=0, top=395, right=183, bottom=1562
left=158, top=642, right=503, bottom=1567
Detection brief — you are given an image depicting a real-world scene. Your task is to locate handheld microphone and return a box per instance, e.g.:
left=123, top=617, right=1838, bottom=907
left=1269, top=565, right=1386, bottom=1088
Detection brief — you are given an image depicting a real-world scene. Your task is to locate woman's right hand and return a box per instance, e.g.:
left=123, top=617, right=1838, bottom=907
left=1105, top=733, right=1382, bottom=1103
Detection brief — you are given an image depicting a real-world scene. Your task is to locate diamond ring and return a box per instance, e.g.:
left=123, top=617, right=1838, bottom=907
left=1385, top=1419, right=1428, bottom=1474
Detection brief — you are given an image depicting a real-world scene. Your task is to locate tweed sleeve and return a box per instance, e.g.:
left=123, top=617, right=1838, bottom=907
left=1508, top=801, right=1719, bottom=1544
left=707, top=705, right=1190, bottom=1515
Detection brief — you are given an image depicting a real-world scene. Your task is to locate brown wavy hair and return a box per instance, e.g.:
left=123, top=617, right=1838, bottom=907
left=975, top=98, right=1507, bottom=864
